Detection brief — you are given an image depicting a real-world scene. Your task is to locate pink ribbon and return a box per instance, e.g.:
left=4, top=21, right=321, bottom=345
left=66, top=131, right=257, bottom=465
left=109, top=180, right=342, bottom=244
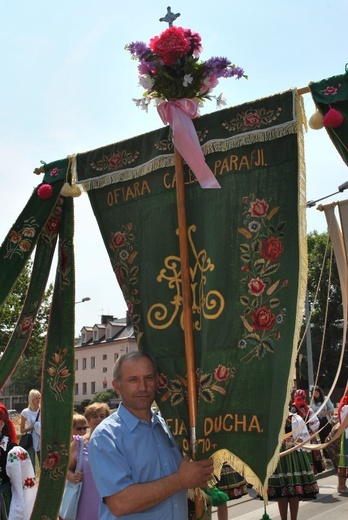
left=157, top=99, right=221, bottom=189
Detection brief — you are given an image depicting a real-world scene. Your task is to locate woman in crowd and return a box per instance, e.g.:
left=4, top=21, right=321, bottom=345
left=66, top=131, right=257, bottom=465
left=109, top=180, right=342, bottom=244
left=337, top=387, right=348, bottom=494
left=20, top=389, right=41, bottom=469
left=0, top=403, right=37, bottom=519
left=267, top=405, right=319, bottom=520
left=292, top=388, right=325, bottom=474
left=0, top=403, right=18, bottom=515
left=310, top=386, right=335, bottom=447
left=71, top=413, right=88, bottom=438
left=66, top=402, right=110, bottom=519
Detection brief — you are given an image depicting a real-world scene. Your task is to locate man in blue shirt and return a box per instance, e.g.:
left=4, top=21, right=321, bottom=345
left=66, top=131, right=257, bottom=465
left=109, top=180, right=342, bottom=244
left=89, top=351, right=213, bottom=519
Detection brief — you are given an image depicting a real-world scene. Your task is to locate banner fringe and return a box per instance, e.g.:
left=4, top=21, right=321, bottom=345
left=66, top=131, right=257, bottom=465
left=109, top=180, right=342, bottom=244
left=78, top=120, right=297, bottom=192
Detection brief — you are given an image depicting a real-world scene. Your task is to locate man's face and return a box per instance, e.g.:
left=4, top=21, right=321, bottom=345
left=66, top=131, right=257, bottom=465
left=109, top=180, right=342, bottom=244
left=113, top=357, right=157, bottom=419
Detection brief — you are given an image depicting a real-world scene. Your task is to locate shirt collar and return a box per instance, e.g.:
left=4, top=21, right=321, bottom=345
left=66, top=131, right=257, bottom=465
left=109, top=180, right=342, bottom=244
left=117, top=402, right=158, bottom=432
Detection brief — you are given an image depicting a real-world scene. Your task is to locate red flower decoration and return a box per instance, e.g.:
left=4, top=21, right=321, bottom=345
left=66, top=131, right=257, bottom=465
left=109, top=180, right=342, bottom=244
left=150, top=26, right=191, bottom=65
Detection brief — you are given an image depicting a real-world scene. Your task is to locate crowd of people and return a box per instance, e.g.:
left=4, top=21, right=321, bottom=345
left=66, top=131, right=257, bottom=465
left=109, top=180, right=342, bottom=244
left=1, top=361, right=347, bottom=520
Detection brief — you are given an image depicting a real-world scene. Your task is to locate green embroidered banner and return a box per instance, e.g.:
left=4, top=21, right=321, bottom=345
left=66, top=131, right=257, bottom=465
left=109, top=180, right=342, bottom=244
left=77, top=89, right=306, bottom=495
left=0, top=159, right=76, bottom=519
left=309, top=72, right=348, bottom=166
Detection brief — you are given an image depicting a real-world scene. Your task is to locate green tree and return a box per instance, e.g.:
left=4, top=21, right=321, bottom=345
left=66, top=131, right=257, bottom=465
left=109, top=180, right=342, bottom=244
left=297, top=231, right=348, bottom=388
left=0, top=262, right=53, bottom=395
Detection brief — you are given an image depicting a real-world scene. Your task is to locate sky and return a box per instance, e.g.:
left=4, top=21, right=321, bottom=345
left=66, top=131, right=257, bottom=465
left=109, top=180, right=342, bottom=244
left=1, top=0, right=348, bottom=335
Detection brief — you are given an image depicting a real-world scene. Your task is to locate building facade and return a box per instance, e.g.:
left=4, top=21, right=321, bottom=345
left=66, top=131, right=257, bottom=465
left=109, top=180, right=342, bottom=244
left=74, top=314, right=138, bottom=405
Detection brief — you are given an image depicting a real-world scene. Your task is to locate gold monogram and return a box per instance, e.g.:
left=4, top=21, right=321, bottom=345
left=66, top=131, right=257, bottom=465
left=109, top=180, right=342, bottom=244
left=147, top=225, right=224, bottom=330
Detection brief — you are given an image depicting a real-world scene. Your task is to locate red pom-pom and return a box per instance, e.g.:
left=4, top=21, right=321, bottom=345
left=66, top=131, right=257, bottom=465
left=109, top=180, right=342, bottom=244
left=38, top=183, right=53, bottom=199
left=323, top=106, right=344, bottom=128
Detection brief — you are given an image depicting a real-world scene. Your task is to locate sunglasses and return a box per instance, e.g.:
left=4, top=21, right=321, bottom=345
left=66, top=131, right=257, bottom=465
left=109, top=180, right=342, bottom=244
left=75, top=426, right=88, bottom=431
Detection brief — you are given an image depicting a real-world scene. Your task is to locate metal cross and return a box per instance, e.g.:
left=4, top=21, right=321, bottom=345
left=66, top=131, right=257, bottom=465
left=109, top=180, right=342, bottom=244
left=159, top=6, right=181, bottom=27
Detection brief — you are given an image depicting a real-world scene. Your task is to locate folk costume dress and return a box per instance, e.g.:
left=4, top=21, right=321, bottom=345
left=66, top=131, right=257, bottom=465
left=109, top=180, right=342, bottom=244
left=215, top=464, right=247, bottom=500
left=0, top=436, right=16, bottom=518
left=337, top=398, right=348, bottom=481
left=292, top=389, right=325, bottom=474
left=267, top=412, right=319, bottom=501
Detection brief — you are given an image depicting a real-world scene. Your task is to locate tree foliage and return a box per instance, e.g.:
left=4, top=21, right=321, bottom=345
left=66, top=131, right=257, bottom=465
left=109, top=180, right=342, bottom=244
left=297, top=231, right=348, bottom=389
left=0, top=262, right=53, bottom=395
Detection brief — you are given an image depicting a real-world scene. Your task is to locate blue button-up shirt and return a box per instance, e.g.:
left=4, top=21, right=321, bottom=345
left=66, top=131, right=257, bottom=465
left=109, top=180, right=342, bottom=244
left=88, top=403, right=187, bottom=519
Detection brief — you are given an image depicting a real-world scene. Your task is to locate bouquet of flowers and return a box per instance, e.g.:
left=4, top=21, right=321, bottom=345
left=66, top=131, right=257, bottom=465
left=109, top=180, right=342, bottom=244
left=126, top=26, right=246, bottom=110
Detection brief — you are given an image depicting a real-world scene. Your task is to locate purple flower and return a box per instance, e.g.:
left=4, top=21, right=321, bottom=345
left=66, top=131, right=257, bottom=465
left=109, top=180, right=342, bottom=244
left=223, top=66, right=245, bottom=79
left=204, top=57, right=231, bottom=78
left=126, top=41, right=151, bottom=59
left=138, top=60, right=152, bottom=75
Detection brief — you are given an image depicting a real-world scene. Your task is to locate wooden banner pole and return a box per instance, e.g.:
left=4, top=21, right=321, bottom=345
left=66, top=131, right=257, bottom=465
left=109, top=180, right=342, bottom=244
left=174, top=147, right=208, bottom=519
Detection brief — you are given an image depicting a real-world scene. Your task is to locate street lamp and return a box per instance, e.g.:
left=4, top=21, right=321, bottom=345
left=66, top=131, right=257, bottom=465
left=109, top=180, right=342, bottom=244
left=75, top=297, right=91, bottom=304
left=306, top=181, right=348, bottom=208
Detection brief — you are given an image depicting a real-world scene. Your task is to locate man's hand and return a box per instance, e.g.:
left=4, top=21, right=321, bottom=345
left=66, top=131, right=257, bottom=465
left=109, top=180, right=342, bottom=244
left=176, top=456, right=214, bottom=489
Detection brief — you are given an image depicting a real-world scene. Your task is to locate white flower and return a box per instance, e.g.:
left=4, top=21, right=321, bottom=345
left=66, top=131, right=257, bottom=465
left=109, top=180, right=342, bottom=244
left=182, top=74, right=193, bottom=87
left=138, top=74, right=155, bottom=91
left=216, top=93, right=227, bottom=108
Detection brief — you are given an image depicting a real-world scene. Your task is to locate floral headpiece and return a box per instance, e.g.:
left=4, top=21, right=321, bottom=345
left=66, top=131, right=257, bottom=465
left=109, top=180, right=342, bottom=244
left=126, top=26, right=246, bottom=111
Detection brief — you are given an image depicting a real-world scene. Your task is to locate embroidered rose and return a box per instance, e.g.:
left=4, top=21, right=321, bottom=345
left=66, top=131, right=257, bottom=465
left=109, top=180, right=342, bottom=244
left=251, top=306, right=275, bottom=331
left=249, top=198, right=269, bottom=217
left=248, top=278, right=266, bottom=296
left=43, top=451, right=60, bottom=470
left=323, top=86, right=338, bottom=95
left=243, top=112, right=261, bottom=127
left=260, top=236, right=284, bottom=262
left=112, top=231, right=126, bottom=248
left=45, top=216, right=61, bottom=234
left=158, top=373, right=168, bottom=389
left=20, top=317, right=33, bottom=334
left=214, top=364, right=229, bottom=382
left=49, top=167, right=60, bottom=177
left=108, top=154, right=123, bottom=170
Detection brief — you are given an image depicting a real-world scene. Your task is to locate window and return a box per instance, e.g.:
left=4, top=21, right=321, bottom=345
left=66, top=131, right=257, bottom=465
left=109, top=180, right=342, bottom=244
left=82, top=332, right=86, bottom=343
left=75, top=359, right=78, bottom=371
left=93, top=330, right=98, bottom=341
left=91, top=357, right=96, bottom=369
left=91, top=382, right=96, bottom=394
left=82, top=358, right=87, bottom=370
left=103, top=354, right=107, bottom=360
left=103, top=367, right=107, bottom=373
left=75, top=383, right=79, bottom=395
left=82, top=383, right=87, bottom=395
